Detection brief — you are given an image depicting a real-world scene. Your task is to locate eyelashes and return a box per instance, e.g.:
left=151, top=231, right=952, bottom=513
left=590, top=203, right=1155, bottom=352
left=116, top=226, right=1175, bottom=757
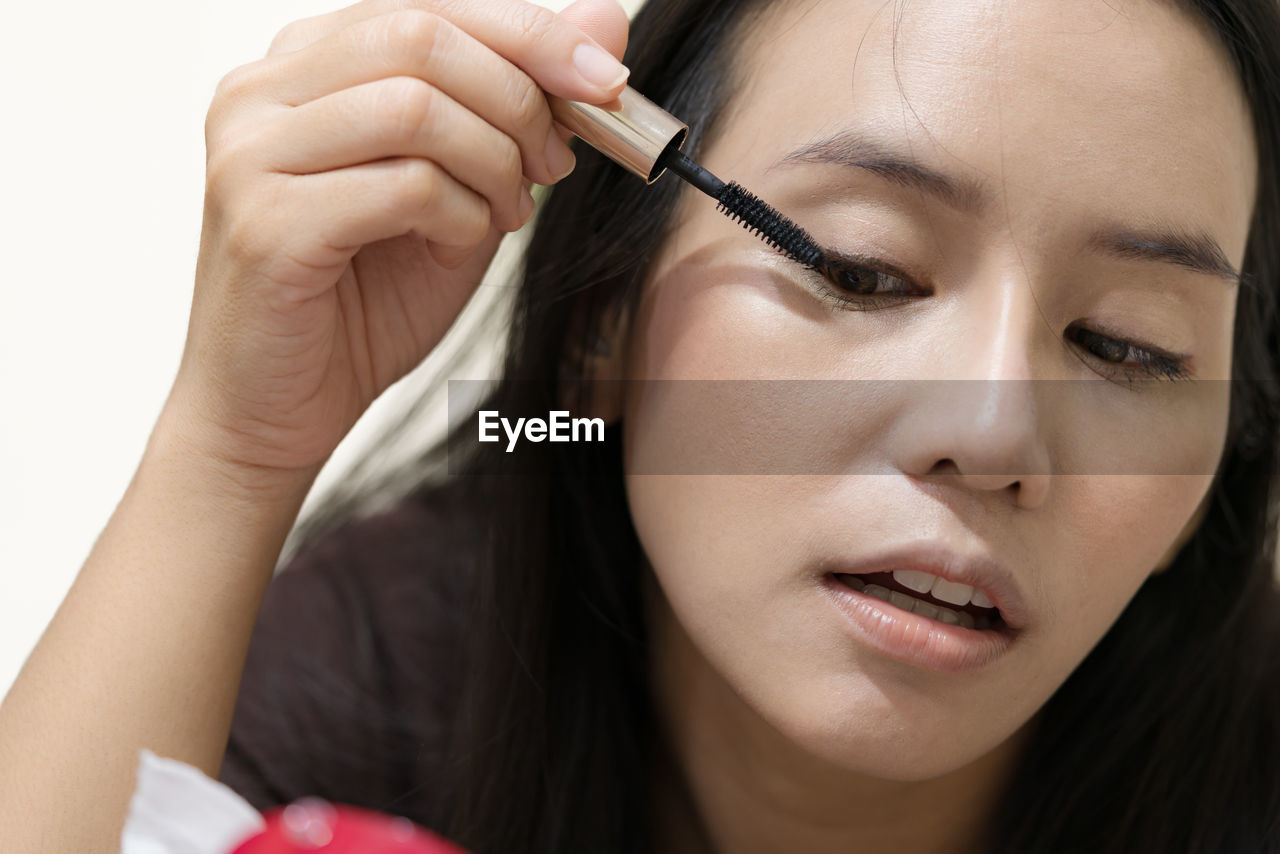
left=804, top=250, right=1195, bottom=385
left=1062, top=325, right=1192, bottom=383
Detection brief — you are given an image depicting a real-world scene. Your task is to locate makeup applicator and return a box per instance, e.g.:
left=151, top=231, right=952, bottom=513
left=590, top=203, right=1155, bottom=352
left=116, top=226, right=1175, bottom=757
left=547, top=87, right=830, bottom=274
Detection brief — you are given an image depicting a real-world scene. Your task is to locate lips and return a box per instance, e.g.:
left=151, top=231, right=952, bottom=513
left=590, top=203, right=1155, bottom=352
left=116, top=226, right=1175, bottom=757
left=840, top=571, right=1004, bottom=627
left=821, top=576, right=1018, bottom=672
left=823, top=541, right=1031, bottom=632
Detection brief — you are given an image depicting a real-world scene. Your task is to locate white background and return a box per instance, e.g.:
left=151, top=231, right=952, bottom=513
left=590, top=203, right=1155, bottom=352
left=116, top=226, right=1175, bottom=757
left=0, top=0, right=643, bottom=699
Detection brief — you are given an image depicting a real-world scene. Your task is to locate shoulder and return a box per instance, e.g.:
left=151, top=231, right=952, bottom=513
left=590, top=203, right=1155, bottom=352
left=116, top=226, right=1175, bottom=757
left=218, top=480, right=480, bottom=822
left=277, top=483, right=479, bottom=642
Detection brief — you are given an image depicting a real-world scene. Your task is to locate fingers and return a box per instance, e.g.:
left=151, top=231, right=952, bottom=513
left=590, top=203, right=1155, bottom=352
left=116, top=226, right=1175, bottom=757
left=259, top=75, right=536, bottom=232
left=274, top=156, right=497, bottom=267
left=264, top=0, right=630, bottom=100
left=258, top=10, right=579, bottom=187
left=202, top=0, right=635, bottom=281
left=556, top=0, right=630, bottom=59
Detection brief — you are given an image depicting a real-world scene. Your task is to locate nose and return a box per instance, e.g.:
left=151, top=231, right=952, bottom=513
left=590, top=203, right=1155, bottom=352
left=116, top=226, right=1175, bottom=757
left=893, top=275, right=1052, bottom=510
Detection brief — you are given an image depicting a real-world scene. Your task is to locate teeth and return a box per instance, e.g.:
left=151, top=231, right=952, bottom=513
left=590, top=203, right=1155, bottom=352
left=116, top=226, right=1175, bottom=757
left=860, top=582, right=979, bottom=629
left=913, top=600, right=941, bottom=620
left=888, top=591, right=917, bottom=611
left=892, top=569, right=996, bottom=612
left=892, top=570, right=935, bottom=595
left=930, top=577, right=975, bottom=607
left=864, top=584, right=893, bottom=601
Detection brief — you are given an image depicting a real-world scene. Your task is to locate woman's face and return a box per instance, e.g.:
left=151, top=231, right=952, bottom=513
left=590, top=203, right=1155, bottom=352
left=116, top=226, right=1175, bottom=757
left=621, top=0, right=1255, bottom=780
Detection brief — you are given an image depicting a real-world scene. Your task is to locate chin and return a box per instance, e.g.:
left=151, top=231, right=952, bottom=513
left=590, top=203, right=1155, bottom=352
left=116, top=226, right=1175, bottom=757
left=760, top=680, right=1001, bottom=782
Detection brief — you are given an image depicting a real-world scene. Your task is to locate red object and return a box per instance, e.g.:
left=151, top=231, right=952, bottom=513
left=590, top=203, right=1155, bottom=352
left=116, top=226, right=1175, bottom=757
left=230, top=799, right=470, bottom=854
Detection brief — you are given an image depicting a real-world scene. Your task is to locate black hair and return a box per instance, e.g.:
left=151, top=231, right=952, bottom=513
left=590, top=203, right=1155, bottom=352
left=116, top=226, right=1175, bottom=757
left=286, top=0, right=1280, bottom=851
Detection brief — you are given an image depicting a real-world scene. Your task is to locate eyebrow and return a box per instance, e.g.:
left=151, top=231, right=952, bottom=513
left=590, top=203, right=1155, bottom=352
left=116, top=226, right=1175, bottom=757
left=768, top=130, right=1241, bottom=286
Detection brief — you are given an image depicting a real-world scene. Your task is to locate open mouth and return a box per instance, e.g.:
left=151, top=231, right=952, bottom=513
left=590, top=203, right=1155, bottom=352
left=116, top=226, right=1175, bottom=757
left=832, top=572, right=1008, bottom=632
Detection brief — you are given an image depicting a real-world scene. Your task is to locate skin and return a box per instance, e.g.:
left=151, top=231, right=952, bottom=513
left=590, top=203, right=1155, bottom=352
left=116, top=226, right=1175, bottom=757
left=587, top=0, right=1257, bottom=851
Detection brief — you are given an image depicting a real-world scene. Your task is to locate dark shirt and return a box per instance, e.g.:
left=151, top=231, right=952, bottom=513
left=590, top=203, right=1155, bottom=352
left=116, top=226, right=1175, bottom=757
left=217, top=485, right=475, bottom=826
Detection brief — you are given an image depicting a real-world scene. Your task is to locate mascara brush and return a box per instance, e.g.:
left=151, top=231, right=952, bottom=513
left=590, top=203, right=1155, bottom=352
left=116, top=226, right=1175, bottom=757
left=547, top=87, right=829, bottom=273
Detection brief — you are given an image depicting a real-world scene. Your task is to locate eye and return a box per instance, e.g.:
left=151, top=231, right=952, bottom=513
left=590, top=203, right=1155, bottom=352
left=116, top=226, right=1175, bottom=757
left=1065, top=324, right=1193, bottom=384
left=803, top=251, right=927, bottom=311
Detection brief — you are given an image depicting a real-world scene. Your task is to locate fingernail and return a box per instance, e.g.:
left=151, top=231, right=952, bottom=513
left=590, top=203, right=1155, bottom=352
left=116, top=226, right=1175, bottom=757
left=572, top=42, right=629, bottom=91
left=544, top=132, right=576, bottom=182
left=518, top=187, right=535, bottom=222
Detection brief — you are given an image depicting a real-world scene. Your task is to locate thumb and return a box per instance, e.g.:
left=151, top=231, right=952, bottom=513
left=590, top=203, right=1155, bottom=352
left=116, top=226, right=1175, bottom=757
left=557, top=0, right=630, bottom=61
left=550, top=0, right=631, bottom=135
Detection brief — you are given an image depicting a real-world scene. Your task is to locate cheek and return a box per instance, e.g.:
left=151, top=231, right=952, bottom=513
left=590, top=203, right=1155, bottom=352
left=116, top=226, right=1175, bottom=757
left=1047, top=474, right=1213, bottom=638
left=626, top=238, right=861, bottom=384
left=624, top=262, right=891, bottom=477
left=621, top=473, right=802, bottom=597
left=622, top=472, right=835, bottom=747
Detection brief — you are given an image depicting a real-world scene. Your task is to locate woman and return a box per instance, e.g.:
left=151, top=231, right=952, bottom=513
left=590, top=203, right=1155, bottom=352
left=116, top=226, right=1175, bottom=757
left=2, top=0, right=1276, bottom=852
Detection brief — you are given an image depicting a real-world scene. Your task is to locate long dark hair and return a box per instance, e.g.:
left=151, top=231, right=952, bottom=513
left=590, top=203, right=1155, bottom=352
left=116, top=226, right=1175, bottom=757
left=289, top=0, right=1280, bottom=850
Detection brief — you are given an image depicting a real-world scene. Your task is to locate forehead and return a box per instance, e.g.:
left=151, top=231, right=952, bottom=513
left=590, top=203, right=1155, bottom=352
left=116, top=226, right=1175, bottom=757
left=707, top=0, right=1256, bottom=257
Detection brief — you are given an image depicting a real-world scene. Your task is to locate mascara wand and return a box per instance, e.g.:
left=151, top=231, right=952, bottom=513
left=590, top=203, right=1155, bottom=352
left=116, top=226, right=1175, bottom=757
left=547, top=88, right=829, bottom=273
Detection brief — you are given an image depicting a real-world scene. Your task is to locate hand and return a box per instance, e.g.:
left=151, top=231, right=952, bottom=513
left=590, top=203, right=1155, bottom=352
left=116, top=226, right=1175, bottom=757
left=171, top=0, right=631, bottom=478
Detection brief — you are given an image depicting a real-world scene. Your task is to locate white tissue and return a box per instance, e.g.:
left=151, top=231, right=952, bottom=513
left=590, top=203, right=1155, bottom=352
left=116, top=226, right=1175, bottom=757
left=120, top=748, right=266, bottom=854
